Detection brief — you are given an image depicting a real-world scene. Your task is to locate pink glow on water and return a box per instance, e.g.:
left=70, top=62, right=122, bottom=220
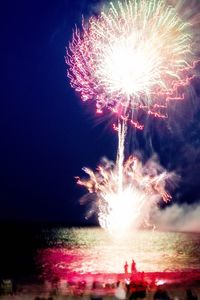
left=37, top=228, right=200, bottom=283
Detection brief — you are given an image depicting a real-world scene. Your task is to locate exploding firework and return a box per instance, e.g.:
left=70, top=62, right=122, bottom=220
left=76, top=120, right=177, bottom=235
left=66, top=0, right=197, bottom=126
left=77, top=146, right=175, bottom=235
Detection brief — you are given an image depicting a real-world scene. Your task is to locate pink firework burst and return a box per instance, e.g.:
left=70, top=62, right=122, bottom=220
left=66, top=0, right=199, bottom=128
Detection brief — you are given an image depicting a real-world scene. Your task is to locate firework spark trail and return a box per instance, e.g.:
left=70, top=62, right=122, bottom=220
left=116, top=120, right=126, bottom=194
left=66, top=0, right=198, bottom=127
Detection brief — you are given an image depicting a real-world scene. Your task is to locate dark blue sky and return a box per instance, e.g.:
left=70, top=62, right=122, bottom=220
left=1, top=0, right=200, bottom=224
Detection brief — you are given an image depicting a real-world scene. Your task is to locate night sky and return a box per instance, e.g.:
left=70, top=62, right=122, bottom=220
left=1, top=0, right=200, bottom=224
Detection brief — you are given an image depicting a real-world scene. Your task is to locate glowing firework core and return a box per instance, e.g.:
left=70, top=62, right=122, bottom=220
left=67, top=0, right=194, bottom=122
left=98, top=34, right=157, bottom=96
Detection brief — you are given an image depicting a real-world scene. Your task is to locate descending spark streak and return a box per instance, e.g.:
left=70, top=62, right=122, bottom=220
left=66, top=0, right=197, bottom=125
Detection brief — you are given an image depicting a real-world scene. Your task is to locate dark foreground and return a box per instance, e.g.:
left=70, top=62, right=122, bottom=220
left=1, top=271, right=200, bottom=300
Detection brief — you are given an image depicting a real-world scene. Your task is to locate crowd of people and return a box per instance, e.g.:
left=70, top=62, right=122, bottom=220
left=0, top=260, right=199, bottom=299
left=31, top=281, right=198, bottom=300
left=0, top=276, right=199, bottom=300
left=31, top=262, right=199, bottom=300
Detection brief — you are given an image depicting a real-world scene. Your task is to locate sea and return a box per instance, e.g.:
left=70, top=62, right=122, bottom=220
left=0, top=224, right=200, bottom=285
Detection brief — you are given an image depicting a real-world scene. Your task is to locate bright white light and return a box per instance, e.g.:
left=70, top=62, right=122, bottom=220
left=101, top=34, right=160, bottom=96
left=100, top=187, right=147, bottom=236
left=156, top=279, right=166, bottom=286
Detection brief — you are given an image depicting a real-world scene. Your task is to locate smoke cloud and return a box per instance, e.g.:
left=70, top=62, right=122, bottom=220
left=153, top=203, right=200, bottom=232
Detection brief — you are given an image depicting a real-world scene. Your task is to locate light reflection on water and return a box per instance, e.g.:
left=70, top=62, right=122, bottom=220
left=37, top=228, right=200, bottom=280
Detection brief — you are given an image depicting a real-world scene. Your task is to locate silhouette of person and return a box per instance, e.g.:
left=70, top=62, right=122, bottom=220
left=185, top=289, right=198, bottom=300
left=124, top=261, right=128, bottom=274
left=154, top=289, right=170, bottom=300
left=131, top=259, right=137, bottom=273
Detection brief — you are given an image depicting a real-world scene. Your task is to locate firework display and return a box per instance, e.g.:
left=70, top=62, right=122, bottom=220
left=67, top=0, right=199, bottom=234
left=76, top=121, right=175, bottom=234
left=77, top=155, right=175, bottom=235
left=66, top=0, right=196, bottom=125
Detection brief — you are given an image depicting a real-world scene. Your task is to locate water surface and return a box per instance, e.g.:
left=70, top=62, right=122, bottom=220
left=37, top=228, right=200, bottom=280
